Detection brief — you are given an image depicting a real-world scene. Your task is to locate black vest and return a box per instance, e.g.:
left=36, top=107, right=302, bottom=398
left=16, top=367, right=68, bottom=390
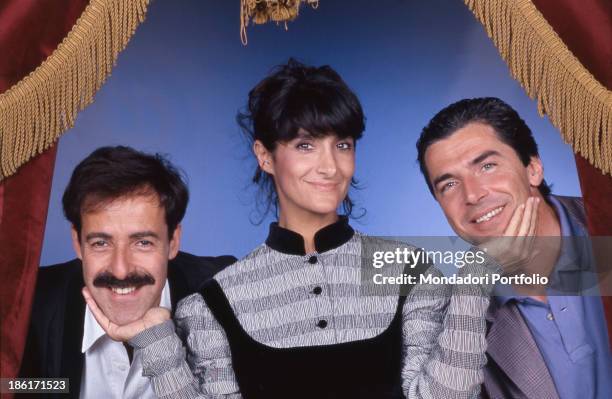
left=200, top=279, right=407, bottom=399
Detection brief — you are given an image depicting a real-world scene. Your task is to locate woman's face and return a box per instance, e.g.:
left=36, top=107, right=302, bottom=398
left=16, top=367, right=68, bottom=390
left=257, top=129, right=355, bottom=222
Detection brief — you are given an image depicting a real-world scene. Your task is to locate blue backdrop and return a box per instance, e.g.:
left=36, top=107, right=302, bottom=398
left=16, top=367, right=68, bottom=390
left=41, top=0, right=581, bottom=264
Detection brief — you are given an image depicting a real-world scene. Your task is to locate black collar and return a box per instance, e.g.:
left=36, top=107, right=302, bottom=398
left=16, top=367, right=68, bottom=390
left=265, top=216, right=354, bottom=256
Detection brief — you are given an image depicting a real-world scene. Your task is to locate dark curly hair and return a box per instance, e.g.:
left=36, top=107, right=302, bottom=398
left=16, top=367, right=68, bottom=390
left=237, top=59, right=366, bottom=220
left=417, top=97, right=551, bottom=197
left=62, top=145, right=189, bottom=237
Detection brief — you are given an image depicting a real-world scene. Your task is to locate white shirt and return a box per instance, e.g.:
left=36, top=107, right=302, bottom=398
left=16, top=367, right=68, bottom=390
left=80, top=280, right=171, bottom=399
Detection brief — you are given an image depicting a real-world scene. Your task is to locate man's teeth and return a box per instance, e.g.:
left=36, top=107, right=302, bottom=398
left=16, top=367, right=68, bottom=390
left=111, top=286, right=136, bottom=295
left=475, top=206, right=504, bottom=224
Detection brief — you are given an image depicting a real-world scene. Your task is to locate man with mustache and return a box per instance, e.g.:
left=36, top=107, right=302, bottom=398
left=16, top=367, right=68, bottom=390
left=19, top=146, right=235, bottom=398
left=416, top=97, right=612, bottom=399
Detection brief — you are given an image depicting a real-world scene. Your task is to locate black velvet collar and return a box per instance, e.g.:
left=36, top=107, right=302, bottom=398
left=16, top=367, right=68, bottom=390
left=265, top=216, right=354, bottom=256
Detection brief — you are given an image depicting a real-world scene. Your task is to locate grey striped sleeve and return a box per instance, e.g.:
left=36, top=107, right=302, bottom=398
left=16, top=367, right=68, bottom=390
left=131, top=294, right=241, bottom=398
left=401, top=264, right=490, bottom=399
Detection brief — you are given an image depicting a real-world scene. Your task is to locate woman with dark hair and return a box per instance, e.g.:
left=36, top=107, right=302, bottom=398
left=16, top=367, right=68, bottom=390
left=84, top=60, right=490, bottom=398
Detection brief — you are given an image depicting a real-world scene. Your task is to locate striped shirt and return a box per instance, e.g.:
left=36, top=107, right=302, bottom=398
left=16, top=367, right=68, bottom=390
left=131, top=221, right=493, bottom=398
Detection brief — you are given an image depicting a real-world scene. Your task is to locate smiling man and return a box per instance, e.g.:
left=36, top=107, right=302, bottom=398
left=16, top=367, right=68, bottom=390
left=74, top=191, right=176, bottom=328
left=19, top=146, right=235, bottom=398
left=416, top=97, right=612, bottom=399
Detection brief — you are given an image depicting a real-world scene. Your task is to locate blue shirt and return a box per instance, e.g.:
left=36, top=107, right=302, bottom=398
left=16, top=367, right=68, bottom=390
left=496, top=196, right=612, bottom=399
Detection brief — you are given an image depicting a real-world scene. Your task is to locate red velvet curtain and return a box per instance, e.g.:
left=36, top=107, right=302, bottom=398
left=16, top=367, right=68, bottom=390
left=0, top=0, right=89, bottom=380
left=530, top=0, right=612, bottom=343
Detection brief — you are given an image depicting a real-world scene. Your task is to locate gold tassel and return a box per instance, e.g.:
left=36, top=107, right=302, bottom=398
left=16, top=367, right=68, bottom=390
left=0, top=0, right=150, bottom=181
left=464, top=0, right=612, bottom=175
left=240, top=0, right=319, bottom=45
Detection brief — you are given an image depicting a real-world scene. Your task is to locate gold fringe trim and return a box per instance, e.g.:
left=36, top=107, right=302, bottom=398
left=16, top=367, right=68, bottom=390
left=464, top=0, right=612, bottom=175
left=240, top=0, right=319, bottom=45
left=0, top=0, right=150, bottom=181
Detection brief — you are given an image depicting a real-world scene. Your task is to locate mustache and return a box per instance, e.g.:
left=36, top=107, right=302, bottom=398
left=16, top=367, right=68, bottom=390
left=92, top=271, right=155, bottom=289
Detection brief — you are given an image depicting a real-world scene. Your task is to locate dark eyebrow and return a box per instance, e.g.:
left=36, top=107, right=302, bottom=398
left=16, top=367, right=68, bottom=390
left=470, top=150, right=500, bottom=166
left=431, top=150, right=502, bottom=189
left=296, top=131, right=314, bottom=139
left=432, top=173, right=455, bottom=189
left=85, top=232, right=112, bottom=241
left=130, top=231, right=159, bottom=240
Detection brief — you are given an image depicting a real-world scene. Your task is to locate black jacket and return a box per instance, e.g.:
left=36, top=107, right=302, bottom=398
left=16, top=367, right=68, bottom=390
left=19, top=251, right=235, bottom=398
